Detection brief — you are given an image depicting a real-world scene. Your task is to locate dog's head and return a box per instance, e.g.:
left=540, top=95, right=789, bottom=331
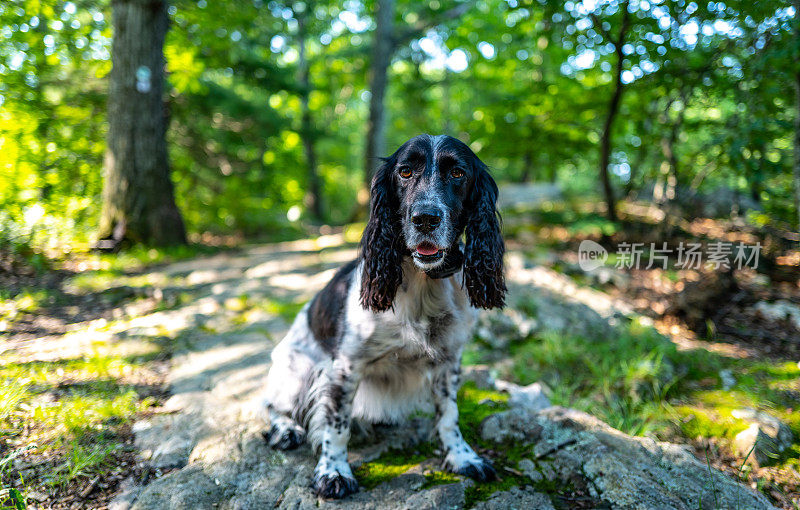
left=359, top=134, right=506, bottom=312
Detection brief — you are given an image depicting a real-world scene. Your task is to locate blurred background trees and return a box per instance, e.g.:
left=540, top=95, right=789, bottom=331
left=0, top=0, right=797, bottom=253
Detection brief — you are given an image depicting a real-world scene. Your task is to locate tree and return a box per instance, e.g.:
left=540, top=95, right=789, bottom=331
left=364, top=0, right=395, bottom=188
left=363, top=0, right=472, bottom=188
left=98, top=0, right=186, bottom=248
left=794, top=0, right=800, bottom=231
left=590, top=1, right=630, bottom=223
left=297, top=8, right=324, bottom=221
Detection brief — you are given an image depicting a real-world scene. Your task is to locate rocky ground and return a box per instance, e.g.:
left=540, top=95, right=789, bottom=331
left=3, top=194, right=798, bottom=509
left=31, top=237, right=765, bottom=510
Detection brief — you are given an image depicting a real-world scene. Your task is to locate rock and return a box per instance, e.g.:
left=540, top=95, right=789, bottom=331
left=494, top=380, right=551, bottom=413
left=131, top=466, right=226, bottom=510
left=500, top=257, right=632, bottom=340
left=473, top=487, right=555, bottom=510
left=482, top=407, right=775, bottom=510
left=589, top=266, right=631, bottom=289
left=475, top=309, right=537, bottom=348
left=113, top=243, right=774, bottom=510
left=754, top=300, right=800, bottom=332
left=516, top=459, right=543, bottom=483
left=462, top=365, right=495, bottom=390
left=481, top=407, right=544, bottom=443
left=732, top=408, right=793, bottom=466
left=108, top=477, right=142, bottom=510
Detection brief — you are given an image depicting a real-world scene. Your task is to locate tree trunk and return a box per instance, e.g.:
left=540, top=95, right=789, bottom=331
left=596, top=2, right=630, bottom=223
left=364, top=0, right=395, bottom=187
left=658, top=98, right=684, bottom=206
left=298, top=13, right=323, bottom=222
left=625, top=104, right=654, bottom=197
left=520, top=150, right=533, bottom=182
left=98, top=0, right=185, bottom=248
left=794, top=0, right=800, bottom=232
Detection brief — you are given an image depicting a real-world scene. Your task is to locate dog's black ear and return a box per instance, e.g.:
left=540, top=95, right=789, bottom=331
left=463, top=160, right=506, bottom=309
left=359, top=155, right=404, bottom=312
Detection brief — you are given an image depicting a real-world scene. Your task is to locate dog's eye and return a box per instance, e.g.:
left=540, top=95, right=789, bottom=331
left=398, top=166, right=412, bottom=179
left=450, top=167, right=465, bottom=179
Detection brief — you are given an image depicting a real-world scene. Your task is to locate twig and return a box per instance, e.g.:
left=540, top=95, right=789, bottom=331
left=79, top=475, right=100, bottom=498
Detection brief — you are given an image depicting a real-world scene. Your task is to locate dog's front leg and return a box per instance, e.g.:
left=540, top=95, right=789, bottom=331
left=310, top=355, right=361, bottom=499
left=433, top=361, right=496, bottom=481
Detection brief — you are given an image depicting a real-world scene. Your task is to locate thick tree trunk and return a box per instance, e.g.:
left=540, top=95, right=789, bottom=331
left=98, top=0, right=186, bottom=248
left=364, top=0, right=395, bottom=187
left=298, top=14, right=323, bottom=222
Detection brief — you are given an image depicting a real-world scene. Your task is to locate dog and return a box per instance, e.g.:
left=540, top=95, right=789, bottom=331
left=262, top=134, right=505, bottom=499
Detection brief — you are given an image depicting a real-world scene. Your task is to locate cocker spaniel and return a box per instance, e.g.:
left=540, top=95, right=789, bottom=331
left=262, top=134, right=506, bottom=499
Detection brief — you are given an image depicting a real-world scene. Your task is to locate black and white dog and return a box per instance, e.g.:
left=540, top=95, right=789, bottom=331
left=262, top=134, right=505, bottom=499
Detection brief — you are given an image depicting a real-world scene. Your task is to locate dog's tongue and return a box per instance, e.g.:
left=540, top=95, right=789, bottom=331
left=416, top=243, right=440, bottom=256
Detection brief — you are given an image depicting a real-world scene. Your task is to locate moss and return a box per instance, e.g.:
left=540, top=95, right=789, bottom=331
left=419, top=470, right=460, bottom=489
left=463, top=473, right=527, bottom=508
left=354, top=455, right=425, bottom=490
left=674, top=405, right=749, bottom=441
left=353, top=444, right=444, bottom=490
left=457, top=381, right=509, bottom=445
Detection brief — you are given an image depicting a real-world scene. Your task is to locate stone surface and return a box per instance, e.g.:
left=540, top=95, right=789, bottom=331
left=732, top=408, right=794, bottom=466
left=493, top=380, right=551, bottom=413
left=462, top=365, right=495, bottom=390
left=108, top=242, right=774, bottom=510
left=482, top=407, right=776, bottom=510
left=473, top=487, right=555, bottom=510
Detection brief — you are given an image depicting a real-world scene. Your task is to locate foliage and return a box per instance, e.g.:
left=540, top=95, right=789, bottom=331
left=1, top=0, right=797, bottom=257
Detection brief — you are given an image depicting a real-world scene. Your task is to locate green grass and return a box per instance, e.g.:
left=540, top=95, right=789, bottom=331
left=0, top=350, right=161, bottom=495
left=495, top=318, right=800, bottom=471
left=229, top=295, right=307, bottom=324
left=508, top=319, right=677, bottom=436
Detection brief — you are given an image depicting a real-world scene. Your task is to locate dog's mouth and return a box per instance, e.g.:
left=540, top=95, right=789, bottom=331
left=413, top=242, right=444, bottom=262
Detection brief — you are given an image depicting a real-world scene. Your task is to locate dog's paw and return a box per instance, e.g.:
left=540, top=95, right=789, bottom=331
left=263, top=423, right=305, bottom=450
left=445, top=453, right=497, bottom=482
left=312, top=470, right=359, bottom=499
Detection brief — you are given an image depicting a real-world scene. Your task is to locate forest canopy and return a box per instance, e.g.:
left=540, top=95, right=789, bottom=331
left=0, top=0, right=797, bottom=253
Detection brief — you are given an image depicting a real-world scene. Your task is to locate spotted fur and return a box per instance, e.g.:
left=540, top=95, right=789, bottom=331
left=261, top=134, right=504, bottom=499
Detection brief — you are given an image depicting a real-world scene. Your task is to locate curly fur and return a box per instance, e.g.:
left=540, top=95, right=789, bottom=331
left=463, top=162, right=506, bottom=309
left=359, top=154, right=404, bottom=312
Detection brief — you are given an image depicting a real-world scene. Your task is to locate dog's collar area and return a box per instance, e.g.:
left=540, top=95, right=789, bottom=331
left=421, top=245, right=464, bottom=279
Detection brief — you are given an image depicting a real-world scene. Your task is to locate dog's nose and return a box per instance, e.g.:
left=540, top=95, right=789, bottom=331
left=411, top=209, right=442, bottom=233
